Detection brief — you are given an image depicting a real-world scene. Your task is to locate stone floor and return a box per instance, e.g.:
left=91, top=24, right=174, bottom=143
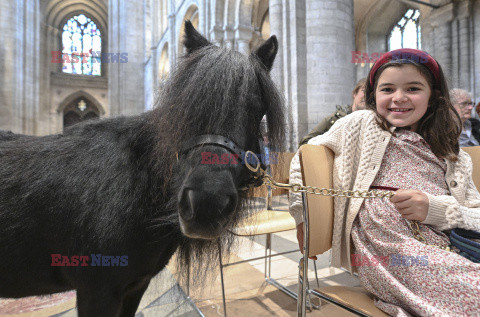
left=0, top=229, right=361, bottom=317
left=0, top=197, right=362, bottom=316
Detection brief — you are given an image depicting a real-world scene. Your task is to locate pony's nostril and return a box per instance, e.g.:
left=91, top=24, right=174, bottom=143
left=218, top=195, right=231, bottom=213
left=180, top=189, right=195, bottom=221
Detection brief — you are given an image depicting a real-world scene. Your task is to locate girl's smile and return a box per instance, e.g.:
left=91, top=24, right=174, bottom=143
left=375, top=64, right=431, bottom=132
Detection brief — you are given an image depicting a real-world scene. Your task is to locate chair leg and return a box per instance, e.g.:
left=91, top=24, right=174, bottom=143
left=186, top=261, right=190, bottom=296
left=218, top=241, right=228, bottom=317
left=264, top=234, right=268, bottom=279
left=297, top=258, right=308, bottom=317
left=313, top=260, right=320, bottom=288
left=266, top=233, right=272, bottom=280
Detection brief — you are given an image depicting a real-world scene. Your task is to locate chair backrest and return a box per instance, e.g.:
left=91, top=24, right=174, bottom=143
left=253, top=152, right=295, bottom=198
left=462, top=146, right=480, bottom=192
left=296, top=145, right=480, bottom=258
left=272, top=152, right=296, bottom=196
left=298, top=144, right=335, bottom=257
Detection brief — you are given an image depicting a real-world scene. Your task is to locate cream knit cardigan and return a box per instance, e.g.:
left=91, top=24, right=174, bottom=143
left=289, top=110, right=480, bottom=272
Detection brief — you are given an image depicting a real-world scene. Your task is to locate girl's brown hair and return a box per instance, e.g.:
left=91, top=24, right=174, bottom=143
left=364, top=59, right=462, bottom=161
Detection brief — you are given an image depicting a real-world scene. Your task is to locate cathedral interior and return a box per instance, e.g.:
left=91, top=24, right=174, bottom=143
left=1, top=0, right=479, bottom=150
left=1, top=0, right=480, bottom=316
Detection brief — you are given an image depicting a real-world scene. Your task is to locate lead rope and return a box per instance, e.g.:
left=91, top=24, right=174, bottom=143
left=246, top=157, right=453, bottom=252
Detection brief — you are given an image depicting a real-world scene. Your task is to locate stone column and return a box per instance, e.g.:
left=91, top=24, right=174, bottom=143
left=109, top=0, right=145, bottom=115
left=0, top=0, right=17, bottom=132
left=235, top=25, right=253, bottom=54
left=0, top=0, right=41, bottom=134
left=426, top=4, right=454, bottom=83
left=269, top=0, right=284, bottom=92
left=456, top=1, right=474, bottom=94
left=474, top=0, right=480, bottom=101
left=451, top=19, right=459, bottom=88
left=305, top=0, right=355, bottom=134
left=275, top=0, right=308, bottom=151
left=458, top=17, right=471, bottom=91
left=168, top=0, right=176, bottom=66
left=223, top=25, right=234, bottom=49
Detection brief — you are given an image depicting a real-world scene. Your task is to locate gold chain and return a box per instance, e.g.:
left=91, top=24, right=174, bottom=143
left=405, top=219, right=452, bottom=252
left=262, top=174, right=396, bottom=199
left=260, top=173, right=453, bottom=252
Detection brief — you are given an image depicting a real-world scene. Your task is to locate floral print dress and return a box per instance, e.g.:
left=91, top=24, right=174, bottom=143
left=351, top=129, right=480, bottom=316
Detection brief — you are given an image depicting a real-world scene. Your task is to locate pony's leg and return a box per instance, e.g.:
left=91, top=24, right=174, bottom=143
left=119, top=281, right=150, bottom=317
left=76, top=287, right=123, bottom=317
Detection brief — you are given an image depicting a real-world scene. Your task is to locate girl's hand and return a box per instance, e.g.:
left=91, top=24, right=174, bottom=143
left=390, top=189, right=429, bottom=221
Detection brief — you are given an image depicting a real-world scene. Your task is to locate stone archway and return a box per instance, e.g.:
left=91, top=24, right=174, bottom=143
left=158, top=43, right=169, bottom=81
left=63, top=97, right=101, bottom=128
left=58, top=91, right=105, bottom=129
left=178, top=5, right=199, bottom=56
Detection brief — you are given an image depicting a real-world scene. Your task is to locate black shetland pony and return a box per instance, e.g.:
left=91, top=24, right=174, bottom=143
left=0, top=21, right=285, bottom=316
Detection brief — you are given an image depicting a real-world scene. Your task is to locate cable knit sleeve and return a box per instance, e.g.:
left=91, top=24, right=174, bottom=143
left=422, top=152, right=480, bottom=231
left=288, top=111, right=364, bottom=225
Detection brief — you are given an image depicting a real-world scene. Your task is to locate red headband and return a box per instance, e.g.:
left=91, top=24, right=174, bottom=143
left=369, top=48, right=441, bottom=89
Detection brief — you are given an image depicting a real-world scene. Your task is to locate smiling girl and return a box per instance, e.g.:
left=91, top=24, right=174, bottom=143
left=289, top=48, right=480, bottom=316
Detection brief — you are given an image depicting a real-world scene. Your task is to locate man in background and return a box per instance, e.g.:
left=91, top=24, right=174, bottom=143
left=450, top=88, right=480, bottom=147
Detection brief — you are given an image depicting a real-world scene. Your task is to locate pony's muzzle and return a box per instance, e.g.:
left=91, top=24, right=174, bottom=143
left=178, top=187, right=237, bottom=239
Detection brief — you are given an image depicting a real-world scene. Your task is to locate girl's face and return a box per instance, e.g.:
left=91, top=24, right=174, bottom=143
left=375, top=64, right=431, bottom=132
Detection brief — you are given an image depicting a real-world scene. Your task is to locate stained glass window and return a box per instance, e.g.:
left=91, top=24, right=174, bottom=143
left=388, top=9, right=421, bottom=51
left=62, top=14, right=101, bottom=76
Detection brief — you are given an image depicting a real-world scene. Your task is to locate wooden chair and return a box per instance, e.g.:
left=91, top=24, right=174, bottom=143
left=294, top=145, right=480, bottom=316
left=297, top=144, right=388, bottom=317
left=218, top=152, right=318, bottom=316
left=462, top=146, right=480, bottom=190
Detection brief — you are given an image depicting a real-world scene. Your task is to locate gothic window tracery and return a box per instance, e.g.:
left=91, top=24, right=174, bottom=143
left=63, top=97, right=100, bottom=128
left=62, top=14, right=102, bottom=76
left=388, top=9, right=421, bottom=50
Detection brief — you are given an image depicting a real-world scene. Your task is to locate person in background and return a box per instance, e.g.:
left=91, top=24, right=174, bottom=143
left=450, top=88, right=480, bottom=146
left=475, top=101, right=480, bottom=118
left=299, top=78, right=366, bottom=146
left=351, top=78, right=367, bottom=112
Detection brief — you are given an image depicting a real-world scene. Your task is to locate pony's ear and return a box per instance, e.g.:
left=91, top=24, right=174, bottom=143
left=183, top=20, right=210, bottom=54
left=252, top=36, right=278, bottom=72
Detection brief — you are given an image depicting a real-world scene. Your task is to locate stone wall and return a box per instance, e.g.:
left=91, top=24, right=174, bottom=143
left=421, top=0, right=479, bottom=102
left=1, top=0, right=480, bottom=138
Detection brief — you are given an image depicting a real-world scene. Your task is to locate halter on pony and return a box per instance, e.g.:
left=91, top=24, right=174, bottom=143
left=178, top=134, right=265, bottom=190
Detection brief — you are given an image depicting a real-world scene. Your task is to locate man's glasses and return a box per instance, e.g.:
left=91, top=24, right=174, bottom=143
left=457, top=101, right=474, bottom=108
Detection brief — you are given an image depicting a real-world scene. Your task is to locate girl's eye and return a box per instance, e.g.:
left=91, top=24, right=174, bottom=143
left=380, top=87, right=393, bottom=92
left=407, top=87, right=423, bottom=92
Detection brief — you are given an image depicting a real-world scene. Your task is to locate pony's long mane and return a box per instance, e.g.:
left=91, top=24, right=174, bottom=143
left=141, top=43, right=285, bottom=286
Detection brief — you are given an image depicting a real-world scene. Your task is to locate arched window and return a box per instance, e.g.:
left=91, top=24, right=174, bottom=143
left=388, top=9, right=421, bottom=51
left=178, top=6, right=198, bottom=56
left=158, top=44, right=170, bottom=80
left=63, top=97, right=100, bottom=128
left=62, top=14, right=101, bottom=76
